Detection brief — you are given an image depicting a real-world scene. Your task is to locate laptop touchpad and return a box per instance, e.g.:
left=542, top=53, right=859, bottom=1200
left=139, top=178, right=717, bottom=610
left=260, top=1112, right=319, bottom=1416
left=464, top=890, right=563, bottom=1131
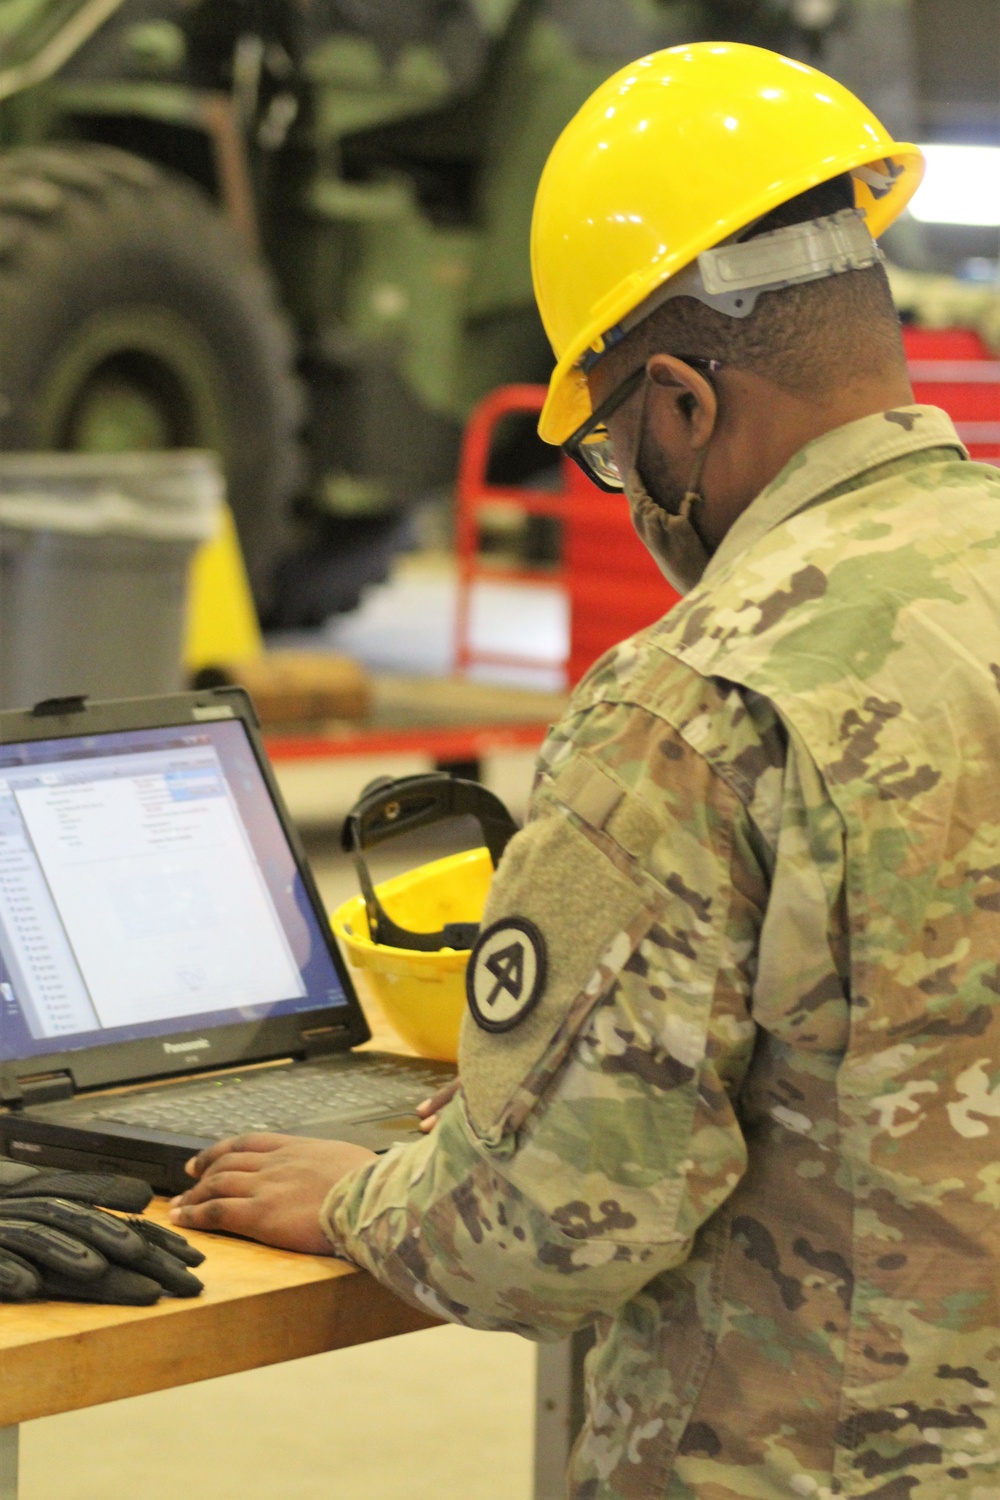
left=288, top=1114, right=425, bottom=1152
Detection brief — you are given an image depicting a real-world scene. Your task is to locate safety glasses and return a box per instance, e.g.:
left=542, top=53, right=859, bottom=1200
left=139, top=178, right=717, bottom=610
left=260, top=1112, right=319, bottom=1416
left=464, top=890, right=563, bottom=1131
left=562, top=357, right=721, bottom=493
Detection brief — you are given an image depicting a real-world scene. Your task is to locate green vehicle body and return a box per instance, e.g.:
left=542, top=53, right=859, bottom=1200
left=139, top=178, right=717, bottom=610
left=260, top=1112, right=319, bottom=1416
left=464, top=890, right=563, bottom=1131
left=0, top=0, right=903, bottom=622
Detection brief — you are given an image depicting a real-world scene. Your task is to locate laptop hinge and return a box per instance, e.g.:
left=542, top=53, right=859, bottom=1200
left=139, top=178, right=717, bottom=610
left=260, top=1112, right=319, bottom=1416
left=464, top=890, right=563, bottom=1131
left=7, top=1070, right=75, bottom=1106
left=301, top=1023, right=351, bottom=1058
left=31, top=694, right=88, bottom=717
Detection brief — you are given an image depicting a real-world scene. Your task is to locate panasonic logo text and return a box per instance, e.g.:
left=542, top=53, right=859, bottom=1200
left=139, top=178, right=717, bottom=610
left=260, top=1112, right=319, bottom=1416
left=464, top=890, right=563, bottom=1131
left=162, top=1039, right=211, bottom=1054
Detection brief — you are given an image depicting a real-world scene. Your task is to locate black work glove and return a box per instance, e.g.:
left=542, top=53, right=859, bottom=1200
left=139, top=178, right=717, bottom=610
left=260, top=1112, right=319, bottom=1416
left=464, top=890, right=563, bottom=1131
left=0, top=1158, right=154, bottom=1213
left=0, top=1197, right=206, bottom=1305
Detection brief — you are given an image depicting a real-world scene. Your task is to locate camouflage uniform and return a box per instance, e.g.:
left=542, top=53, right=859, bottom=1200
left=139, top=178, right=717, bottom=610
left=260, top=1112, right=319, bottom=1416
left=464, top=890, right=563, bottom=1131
left=323, top=404, right=1000, bottom=1500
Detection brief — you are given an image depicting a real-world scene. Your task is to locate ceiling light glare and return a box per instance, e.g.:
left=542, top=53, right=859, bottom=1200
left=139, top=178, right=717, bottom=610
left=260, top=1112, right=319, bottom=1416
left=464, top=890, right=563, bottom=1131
left=909, top=144, right=1000, bottom=227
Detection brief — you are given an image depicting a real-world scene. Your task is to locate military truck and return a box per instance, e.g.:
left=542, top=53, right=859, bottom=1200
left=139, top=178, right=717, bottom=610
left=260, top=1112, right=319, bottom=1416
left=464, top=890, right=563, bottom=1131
left=0, top=0, right=898, bottom=623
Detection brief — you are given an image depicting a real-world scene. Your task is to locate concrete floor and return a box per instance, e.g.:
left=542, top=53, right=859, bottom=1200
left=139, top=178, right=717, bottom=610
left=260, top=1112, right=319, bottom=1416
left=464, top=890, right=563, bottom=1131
left=310, top=551, right=568, bottom=694
left=20, top=1325, right=535, bottom=1500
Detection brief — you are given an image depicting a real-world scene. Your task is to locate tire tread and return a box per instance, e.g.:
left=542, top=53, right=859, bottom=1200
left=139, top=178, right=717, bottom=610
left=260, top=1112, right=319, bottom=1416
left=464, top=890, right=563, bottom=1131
left=0, top=142, right=304, bottom=603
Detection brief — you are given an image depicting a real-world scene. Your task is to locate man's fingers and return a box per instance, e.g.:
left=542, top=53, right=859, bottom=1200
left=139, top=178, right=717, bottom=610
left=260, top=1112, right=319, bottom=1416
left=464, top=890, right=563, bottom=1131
left=194, top=1150, right=282, bottom=1184
left=171, top=1169, right=259, bottom=1206
left=168, top=1195, right=260, bottom=1235
left=185, top=1132, right=297, bottom=1178
left=418, top=1112, right=440, bottom=1133
left=415, top=1081, right=460, bottom=1118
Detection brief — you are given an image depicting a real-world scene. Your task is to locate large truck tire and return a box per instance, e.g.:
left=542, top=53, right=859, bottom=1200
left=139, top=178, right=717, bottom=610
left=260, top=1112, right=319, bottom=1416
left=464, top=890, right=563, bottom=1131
left=0, top=143, right=303, bottom=612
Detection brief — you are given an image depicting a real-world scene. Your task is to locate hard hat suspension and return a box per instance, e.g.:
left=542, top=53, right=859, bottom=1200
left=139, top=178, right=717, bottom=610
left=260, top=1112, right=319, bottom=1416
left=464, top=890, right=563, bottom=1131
left=584, top=208, right=883, bottom=374
left=342, top=773, right=518, bottom=952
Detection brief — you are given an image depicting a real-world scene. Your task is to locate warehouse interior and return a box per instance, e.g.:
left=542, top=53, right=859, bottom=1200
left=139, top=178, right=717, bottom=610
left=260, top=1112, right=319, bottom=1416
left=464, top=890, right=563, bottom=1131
left=1, top=1, right=999, bottom=1497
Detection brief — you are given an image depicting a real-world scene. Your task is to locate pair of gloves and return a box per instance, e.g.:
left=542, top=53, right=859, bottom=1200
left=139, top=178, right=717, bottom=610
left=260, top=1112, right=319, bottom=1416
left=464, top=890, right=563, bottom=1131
left=0, top=1159, right=204, bottom=1305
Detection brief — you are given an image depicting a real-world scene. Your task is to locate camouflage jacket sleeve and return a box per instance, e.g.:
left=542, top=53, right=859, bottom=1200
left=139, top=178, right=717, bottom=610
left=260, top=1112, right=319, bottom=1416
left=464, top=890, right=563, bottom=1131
left=320, top=662, right=773, bottom=1339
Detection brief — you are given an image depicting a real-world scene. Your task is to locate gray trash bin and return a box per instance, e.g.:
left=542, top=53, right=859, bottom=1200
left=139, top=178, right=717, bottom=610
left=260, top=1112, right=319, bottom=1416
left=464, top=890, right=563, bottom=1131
left=0, top=450, right=222, bottom=710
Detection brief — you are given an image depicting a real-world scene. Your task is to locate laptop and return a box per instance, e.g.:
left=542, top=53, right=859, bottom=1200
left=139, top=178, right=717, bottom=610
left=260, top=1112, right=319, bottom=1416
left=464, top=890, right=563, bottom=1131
left=0, top=688, right=455, bottom=1194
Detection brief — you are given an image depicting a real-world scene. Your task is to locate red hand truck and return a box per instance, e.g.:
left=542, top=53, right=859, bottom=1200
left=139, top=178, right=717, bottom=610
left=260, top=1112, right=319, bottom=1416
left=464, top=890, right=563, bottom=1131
left=454, top=384, right=678, bottom=687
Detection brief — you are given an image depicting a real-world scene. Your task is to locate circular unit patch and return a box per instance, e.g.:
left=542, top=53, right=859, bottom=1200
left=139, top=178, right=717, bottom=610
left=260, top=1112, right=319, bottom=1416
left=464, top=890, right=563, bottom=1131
left=466, top=917, right=547, bottom=1033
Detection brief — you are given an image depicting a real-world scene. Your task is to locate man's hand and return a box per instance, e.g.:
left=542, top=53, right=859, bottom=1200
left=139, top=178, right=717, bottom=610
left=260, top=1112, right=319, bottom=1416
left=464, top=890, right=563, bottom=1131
left=415, top=1079, right=460, bottom=1132
left=168, top=1134, right=376, bottom=1252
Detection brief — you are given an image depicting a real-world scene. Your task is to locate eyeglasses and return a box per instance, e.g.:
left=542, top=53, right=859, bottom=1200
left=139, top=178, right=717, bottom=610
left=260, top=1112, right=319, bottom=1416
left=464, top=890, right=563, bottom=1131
left=562, top=357, right=721, bottom=493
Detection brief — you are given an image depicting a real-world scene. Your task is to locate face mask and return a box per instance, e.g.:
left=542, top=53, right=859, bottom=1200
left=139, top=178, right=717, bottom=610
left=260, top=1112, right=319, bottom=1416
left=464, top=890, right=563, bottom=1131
left=623, top=446, right=712, bottom=596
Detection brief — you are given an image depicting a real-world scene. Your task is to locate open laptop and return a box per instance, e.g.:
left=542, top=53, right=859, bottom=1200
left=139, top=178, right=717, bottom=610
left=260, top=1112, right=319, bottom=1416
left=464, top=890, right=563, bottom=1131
left=0, top=688, right=455, bottom=1194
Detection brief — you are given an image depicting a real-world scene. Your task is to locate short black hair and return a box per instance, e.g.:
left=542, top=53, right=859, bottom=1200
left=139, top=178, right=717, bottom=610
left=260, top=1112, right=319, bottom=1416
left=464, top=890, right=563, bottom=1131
left=608, top=175, right=905, bottom=396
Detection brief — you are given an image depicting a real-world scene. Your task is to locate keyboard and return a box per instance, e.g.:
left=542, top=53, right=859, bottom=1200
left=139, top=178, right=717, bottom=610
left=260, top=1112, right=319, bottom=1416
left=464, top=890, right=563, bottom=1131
left=88, top=1057, right=453, bottom=1138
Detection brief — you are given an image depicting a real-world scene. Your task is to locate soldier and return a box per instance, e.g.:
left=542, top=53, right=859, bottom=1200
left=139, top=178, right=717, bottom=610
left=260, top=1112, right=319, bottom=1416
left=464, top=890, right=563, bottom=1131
left=172, top=43, right=1000, bottom=1500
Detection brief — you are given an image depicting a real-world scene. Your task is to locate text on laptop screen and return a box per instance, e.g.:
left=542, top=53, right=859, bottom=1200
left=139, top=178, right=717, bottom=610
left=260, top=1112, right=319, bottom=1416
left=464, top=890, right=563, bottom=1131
left=0, top=720, right=350, bottom=1062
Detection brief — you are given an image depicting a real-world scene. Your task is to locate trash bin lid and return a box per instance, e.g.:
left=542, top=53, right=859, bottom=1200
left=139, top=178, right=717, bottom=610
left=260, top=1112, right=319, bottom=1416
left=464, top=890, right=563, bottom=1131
left=0, top=449, right=223, bottom=541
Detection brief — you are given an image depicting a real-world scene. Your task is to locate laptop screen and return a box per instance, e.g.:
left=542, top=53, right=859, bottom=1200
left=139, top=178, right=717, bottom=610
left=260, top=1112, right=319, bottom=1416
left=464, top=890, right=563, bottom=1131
left=0, top=718, right=350, bottom=1063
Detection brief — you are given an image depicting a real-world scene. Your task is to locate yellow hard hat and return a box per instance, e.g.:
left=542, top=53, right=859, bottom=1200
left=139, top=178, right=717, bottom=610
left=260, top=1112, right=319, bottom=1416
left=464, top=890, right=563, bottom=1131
left=532, top=42, right=924, bottom=445
left=332, top=847, right=494, bottom=1062
left=332, top=773, right=518, bottom=1061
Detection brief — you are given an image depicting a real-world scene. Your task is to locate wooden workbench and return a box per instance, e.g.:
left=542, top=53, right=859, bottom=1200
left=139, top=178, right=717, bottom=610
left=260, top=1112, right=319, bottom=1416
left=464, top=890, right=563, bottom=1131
left=0, top=1199, right=438, bottom=1432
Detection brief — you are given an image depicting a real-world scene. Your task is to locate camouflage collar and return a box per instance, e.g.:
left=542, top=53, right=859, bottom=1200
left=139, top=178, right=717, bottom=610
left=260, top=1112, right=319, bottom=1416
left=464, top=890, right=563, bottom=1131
left=703, top=405, right=968, bottom=584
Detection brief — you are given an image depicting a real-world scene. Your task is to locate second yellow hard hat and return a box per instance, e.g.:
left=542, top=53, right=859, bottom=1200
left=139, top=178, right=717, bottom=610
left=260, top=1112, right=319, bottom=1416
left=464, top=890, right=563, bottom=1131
left=531, top=42, right=924, bottom=445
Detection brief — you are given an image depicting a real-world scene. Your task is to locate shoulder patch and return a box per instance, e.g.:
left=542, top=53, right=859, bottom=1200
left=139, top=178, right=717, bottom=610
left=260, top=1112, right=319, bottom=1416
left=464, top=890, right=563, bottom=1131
left=466, top=917, right=547, bottom=1033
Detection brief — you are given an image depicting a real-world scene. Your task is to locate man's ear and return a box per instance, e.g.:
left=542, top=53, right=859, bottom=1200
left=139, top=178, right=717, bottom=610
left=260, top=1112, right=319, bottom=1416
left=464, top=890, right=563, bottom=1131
left=646, top=354, right=718, bottom=450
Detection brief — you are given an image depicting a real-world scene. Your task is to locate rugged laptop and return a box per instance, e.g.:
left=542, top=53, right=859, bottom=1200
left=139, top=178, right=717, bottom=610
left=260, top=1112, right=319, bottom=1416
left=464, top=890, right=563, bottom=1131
left=0, top=688, right=455, bottom=1194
